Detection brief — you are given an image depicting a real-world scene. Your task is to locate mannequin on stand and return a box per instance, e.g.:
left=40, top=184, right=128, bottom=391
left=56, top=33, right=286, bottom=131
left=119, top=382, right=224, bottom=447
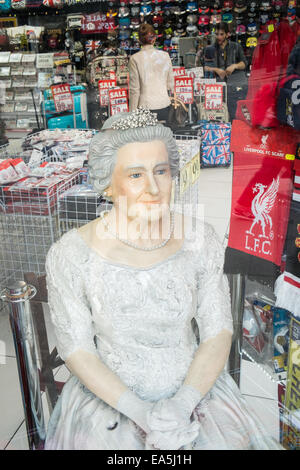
left=45, top=109, right=282, bottom=450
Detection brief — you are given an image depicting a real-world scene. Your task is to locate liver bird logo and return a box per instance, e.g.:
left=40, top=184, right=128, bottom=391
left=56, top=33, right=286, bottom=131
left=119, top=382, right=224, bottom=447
left=246, top=176, right=280, bottom=238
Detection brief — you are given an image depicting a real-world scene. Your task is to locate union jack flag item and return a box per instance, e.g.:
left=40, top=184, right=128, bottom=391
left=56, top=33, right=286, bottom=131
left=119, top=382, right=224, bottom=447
left=200, top=122, right=231, bottom=167
left=201, top=143, right=231, bottom=167
left=85, top=40, right=101, bottom=54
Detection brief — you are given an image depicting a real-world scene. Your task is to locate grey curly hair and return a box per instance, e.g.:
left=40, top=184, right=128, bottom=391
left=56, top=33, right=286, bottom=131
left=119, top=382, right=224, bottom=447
left=88, top=112, right=179, bottom=196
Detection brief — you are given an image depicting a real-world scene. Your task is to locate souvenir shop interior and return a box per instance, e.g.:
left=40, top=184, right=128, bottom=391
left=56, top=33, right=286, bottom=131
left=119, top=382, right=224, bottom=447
left=0, top=0, right=299, bottom=452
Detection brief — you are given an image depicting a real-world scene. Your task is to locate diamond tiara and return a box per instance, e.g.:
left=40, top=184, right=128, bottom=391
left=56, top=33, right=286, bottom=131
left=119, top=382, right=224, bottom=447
left=110, top=107, right=159, bottom=131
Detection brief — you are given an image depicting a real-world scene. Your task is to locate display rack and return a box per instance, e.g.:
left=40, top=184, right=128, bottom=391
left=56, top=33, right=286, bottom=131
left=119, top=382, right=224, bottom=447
left=175, top=133, right=201, bottom=212
left=0, top=169, right=80, bottom=290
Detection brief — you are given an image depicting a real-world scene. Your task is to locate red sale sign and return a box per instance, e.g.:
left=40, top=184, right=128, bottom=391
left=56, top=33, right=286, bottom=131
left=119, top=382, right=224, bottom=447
left=109, top=88, right=128, bottom=115
left=98, top=79, right=116, bottom=106
left=174, top=76, right=194, bottom=104
left=50, top=83, right=73, bottom=113
left=81, top=13, right=115, bottom=35
left=173, top=67, right=186, bottom=77
left=204, top=84, right=223, bottom=110
left=227, top=120, right=299, bottom=267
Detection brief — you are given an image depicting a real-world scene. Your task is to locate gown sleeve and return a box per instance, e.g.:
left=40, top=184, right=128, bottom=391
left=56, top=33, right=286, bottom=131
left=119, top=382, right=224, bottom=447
left=45, top=238, right=98, bottom=362
left=195, top=224, right=233, bottom=343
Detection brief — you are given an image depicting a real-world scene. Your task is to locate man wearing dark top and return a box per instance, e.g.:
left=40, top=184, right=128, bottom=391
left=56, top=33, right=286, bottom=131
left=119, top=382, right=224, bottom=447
left=204, top=22, right=248, bottom=120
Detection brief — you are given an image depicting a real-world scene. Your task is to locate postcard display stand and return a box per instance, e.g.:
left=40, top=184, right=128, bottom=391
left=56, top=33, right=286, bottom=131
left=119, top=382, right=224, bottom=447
left=0, top=52, right=55, bottom=137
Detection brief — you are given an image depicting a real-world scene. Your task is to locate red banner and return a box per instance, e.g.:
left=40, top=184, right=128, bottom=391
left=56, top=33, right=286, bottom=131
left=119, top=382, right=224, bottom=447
left=50, top=83, right=73, bottom=113
left=81, top=13, right=115, bottom=35
left=227, top=120, right=299, bottom=267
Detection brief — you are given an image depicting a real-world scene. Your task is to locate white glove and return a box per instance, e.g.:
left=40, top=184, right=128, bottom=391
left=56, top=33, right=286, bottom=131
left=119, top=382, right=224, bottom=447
left=147, top=384, right=202, bottom=432
left=146, top=420, right=200, bottom=450
left=116, top=389, right=153, bottom=433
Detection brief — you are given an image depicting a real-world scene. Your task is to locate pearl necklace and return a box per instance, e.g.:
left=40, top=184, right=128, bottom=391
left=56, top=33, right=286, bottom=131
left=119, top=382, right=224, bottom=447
left=100, top=210, right=175, bottom=251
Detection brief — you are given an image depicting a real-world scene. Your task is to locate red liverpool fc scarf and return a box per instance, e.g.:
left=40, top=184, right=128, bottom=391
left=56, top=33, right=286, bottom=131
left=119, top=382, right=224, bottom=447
left=224, top=120, right=299, bottom=282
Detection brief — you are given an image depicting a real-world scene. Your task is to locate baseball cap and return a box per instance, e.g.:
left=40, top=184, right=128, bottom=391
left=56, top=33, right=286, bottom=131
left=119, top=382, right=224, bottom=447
left=198, top=14, right=210, bottom=25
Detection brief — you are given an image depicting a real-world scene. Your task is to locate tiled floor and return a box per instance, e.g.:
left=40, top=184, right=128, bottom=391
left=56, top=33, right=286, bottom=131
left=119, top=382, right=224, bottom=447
left=0, top=157, right=280, bottom=450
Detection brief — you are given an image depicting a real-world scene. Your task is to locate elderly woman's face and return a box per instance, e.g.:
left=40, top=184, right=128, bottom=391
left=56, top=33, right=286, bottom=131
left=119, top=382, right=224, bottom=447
left=108, top=140, right=172, bottom=221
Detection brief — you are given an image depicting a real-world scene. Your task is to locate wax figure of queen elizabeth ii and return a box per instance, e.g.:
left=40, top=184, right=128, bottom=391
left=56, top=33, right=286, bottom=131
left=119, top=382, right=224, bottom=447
left=44, top=109, right=282, bottom=450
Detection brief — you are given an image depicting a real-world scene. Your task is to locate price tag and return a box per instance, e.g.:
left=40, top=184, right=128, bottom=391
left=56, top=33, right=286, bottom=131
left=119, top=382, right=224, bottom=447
left=198, top=78, right=216, bottom=96
left=50, top=83, right=74, bottom=113
left=38, top=72, right=52, bottom=89
left=179, top=163, right=191, bottom=195
left=98, top=79, right=117, bottom=106
left=109, top=70, right=116, bottom=81
left=204, top=83, right=223, bottom=110
left=174, top=76, right=194, bottom=104
left=22, top=54, right=36, bottom=64
left=190, top=153, right=200, bottom=185
left=36, top=53, right=54, bottom=69
left=9, top=53, right=22, bottom=64
left=109, top=87, right=129, bottom=116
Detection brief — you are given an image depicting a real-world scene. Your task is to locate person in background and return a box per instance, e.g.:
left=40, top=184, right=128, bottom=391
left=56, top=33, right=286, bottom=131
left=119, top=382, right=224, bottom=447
left=129, top=23, right=174, bottom=123
left=203, top=45, right=216, bottom=79
left=204, top=22, right=248, bottom=120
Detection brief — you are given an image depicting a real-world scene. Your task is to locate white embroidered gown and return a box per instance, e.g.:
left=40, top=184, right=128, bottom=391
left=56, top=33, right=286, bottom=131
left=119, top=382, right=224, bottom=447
left=44, top=222, right=282, bottom=450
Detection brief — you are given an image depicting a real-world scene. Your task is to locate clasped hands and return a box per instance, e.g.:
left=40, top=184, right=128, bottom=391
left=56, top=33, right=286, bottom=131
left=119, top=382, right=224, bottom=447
left=145, top=388, right=201, bottom=450
left=117, top=386, right=202, bottom=450
left=204, top=64, right=236, bottom=80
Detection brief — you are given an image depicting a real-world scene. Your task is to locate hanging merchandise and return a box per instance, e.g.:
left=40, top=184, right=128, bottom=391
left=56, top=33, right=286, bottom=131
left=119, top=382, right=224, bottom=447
left=246, top=36, right=258, bottom=48
left=26, top=0, right=43, bottom=7
left=140, top=4, right=152, bottom=16
left=186, top=2, right=198, bottom=12
left=224, top=120, right=299, bottom=281
left=210, top=14, right=222, bottom=25
left=11, top=0, right=25, bottom=9
left=260, top=0, right=272, bottom=11
left=119, top=17, right=131, bottom=29
left=42, top=0, right=64, bottom=7
left=86, top=55, right=129, bottom=87
left=248, top=0, right=258, bottom=19
left=222, top=12, right=233, bottom=23
left=119, top=6, right=130, bottom=17
left=247, top=22, right=258, bottom=36
left=186, top=25, right=198, bottom=37
left=198, top=15, right=210, bottom=27
left=277, top=74, right=300, bottom=130
left=236, top=24, right=246, bottom=35
left=67, top=14, right=83, bottom=31
left=222, top=0, right=233, bottom=11
left=234, top=0, right=247, bottom=14
left=236, top=22, right=298, bottom=124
